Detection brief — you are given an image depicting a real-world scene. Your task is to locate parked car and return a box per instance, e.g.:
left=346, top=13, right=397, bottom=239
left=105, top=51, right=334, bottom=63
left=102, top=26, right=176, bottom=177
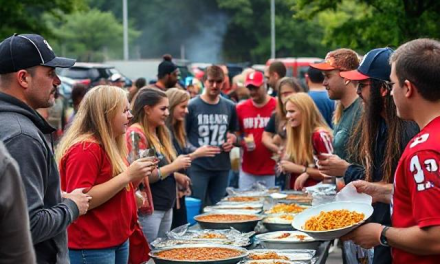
left=58, top=76, right=76, bottom=102
left=266, top=57, right=322, bottom=89
left=57, top=62, right=132, bottom=88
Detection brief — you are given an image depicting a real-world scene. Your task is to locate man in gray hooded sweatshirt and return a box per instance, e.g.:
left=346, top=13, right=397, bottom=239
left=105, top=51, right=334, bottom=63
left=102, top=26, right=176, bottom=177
left=0, top=34, right=91, bottom=264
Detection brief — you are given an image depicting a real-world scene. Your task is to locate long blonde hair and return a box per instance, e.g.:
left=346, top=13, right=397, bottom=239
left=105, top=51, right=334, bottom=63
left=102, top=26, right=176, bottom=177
left=131, top=88, right=176, bottom=163
left=284, top=93, right=332, bottom=165
left=56, top=85, right=128, bottom=176
left=165, top=88, right=190, bottom=148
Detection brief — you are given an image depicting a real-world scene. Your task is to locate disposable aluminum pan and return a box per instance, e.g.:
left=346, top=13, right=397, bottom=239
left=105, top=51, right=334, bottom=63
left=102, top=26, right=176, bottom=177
left=263, top=221, right=295, bottom=232
left=149, top=244, right=248, bottom=264
left=195, top=213, right=263, bottom=233
left=240, top=260, right=312, bottom=264
left=262, top=214, right=296, bottom=232
left=256, top=231, right=321, bottom=250
left=246, top=249, right=315, bottom=262
left=277, top=191, right=313, bottom=206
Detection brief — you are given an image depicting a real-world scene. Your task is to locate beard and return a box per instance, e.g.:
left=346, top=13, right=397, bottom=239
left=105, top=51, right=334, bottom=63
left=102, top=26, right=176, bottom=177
left=166, top=78, right=177, bottom=88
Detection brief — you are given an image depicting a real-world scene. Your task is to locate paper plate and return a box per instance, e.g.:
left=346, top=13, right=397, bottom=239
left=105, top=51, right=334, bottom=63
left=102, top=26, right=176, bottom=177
left=292, top=201, right=373, bottom=240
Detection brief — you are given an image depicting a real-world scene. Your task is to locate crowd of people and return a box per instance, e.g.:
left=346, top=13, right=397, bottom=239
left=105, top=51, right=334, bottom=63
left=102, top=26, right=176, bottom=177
left=1, top=32, right=440, bottom=264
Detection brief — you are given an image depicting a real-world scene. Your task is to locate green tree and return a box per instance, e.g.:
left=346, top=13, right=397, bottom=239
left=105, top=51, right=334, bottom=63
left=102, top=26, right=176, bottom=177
left=45, top=9, right=140, bottom=61
left=294, top=0, right=440, bottom=52
left=0, top=0, right=87, bottom=39
left=217, top=0, right=329, bottom=62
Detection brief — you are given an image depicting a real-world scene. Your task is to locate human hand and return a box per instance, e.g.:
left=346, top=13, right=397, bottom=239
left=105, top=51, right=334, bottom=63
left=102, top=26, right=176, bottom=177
left=294, top=173, right=309, bottom=191
left=222, top=133, right=236, bottom=153
left=126, top=158, right=156, bottom=182
left=341, top=223, right=382, bottom=249
left=222, top=142, right=234, bottom=152
left=278, top=160, right=304, bottom=174
left=317, top=153, right=349, bottom=176
left=175, top=173, right=191, bottom=190
left=63, top=188, right=92, bottom=216
left=194, top=145, right=221, bottom=159
left=352, top=180, right=393, bottom=204
left=173, top=155, right=191, bottom=170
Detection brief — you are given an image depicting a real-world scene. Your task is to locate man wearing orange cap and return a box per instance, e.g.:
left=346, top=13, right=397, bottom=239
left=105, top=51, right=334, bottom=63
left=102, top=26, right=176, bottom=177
left=310, top=49, right=362, bottom=162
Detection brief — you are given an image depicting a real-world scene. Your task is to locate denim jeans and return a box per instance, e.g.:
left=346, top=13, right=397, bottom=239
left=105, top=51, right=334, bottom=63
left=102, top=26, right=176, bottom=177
left=189, top=168, right=229, bottom=207
left=139, top=209, right=173, bottom=242
left=239, top=169, right=275, bottom=190
left=69, top=240, right=129, bottom=264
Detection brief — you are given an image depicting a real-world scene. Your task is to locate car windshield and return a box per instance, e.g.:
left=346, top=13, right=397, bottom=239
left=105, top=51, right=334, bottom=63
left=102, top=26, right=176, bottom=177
left=58, top=68, right=99, bottom=80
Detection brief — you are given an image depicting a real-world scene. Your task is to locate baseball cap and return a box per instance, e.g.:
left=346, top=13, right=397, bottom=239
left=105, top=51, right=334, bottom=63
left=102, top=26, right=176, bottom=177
left=109, top=73, right=125, bottom=82
left=340, top=47, right=393, bottom=82
left=310, top=48, right=359, bottom=72
left=0, top=33, right=76, bottom=74
left=245, top=71, right=264, bottom=87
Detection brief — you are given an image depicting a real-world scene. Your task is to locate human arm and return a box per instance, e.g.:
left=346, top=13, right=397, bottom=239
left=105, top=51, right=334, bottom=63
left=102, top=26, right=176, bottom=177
left=0, top=143, right=36, bottom=263
left=317, top=154, right=350, bottom=177
left=342, top=223, right=440, bottom=255
left=149, top=155, right=191, bottom=184
left=174, top=172, right=191, bottom=190
left=262, top=131, right=280, bottom=153
left=222, top=132, right=237, bottom=153
left=189, top=145, right=221, bottom=160
left=262, top=114, right=280, bottom=153
left=5, top=136, right=80, bottom=244
left=293, top=167, right=325, bottom=190
left=351, top=180, right=393, bottom=204
left=222, top=104, right=239, bottom=152
left=63, top=144, right=155, bottom=210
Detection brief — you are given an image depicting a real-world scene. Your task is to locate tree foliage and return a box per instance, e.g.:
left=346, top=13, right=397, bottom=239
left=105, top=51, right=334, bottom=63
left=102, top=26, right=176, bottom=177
left=0, top=0, right=87, bottom=39
left=44, top=9, right=140, bottom=62
left=294, top=0, right=440, bottom=53
left=217, top=0, right=329, bottom=62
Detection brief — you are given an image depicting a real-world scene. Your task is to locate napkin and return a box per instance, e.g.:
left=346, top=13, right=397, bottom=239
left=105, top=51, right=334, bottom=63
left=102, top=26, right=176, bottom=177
left=336, top=182, right=372, bottom=205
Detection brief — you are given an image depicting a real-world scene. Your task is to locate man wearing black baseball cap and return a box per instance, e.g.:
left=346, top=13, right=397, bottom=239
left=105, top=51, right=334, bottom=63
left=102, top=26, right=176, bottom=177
left=0, top=33, right=91, bottom=264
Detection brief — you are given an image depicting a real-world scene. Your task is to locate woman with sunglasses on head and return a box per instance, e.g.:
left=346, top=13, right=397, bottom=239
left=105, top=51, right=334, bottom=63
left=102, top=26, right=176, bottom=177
left=56, top=85, right=156, bottom=264
left=278, top=93, right=333, bottom=190
left=165, top=88, right=221, bottom=228
left=126, top=88, right=192, bottom=242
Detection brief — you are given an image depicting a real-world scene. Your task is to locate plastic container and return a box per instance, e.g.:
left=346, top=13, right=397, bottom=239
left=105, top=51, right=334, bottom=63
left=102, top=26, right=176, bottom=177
left=185, top=197, right=202, bottom=225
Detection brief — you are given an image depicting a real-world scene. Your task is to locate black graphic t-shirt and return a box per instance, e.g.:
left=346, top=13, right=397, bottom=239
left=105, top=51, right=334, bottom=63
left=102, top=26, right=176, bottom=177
left=186, top=96, right=238, bottom=171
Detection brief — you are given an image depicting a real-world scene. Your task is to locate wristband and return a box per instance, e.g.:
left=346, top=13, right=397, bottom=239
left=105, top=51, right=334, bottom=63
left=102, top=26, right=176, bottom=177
left=302, top=166, right=308, bottom=174
left=379, top=225, right=390, bottom=247
left=157, top=168, right=163, bottom=181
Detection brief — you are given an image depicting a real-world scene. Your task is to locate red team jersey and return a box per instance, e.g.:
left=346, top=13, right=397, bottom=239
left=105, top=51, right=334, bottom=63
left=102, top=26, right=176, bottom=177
left=289, top=128, right=333, bottom=189
left=392, top=116, right=440, bottom=263
left=236, top=97, right=277, bottom=175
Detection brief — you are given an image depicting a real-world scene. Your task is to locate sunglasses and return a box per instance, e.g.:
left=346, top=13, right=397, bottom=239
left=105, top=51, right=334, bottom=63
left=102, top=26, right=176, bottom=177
left=357, top=80, right=395, bottom=92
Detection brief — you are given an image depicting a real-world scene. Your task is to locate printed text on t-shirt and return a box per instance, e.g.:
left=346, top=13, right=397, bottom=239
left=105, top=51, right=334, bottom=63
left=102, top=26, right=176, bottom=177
left=197, top=114, right=228, bottom=146
left=243, top=115, right=270, bottom=129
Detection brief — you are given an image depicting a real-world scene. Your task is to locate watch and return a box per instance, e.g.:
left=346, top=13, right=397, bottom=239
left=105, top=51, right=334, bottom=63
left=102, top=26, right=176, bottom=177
left=380, top=225, right=390, bottom=247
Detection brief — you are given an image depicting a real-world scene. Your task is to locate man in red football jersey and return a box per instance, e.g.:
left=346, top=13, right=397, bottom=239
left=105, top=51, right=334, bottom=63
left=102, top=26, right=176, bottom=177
left=236, top=71, right=277, bottom=189
left=342, top=38, right=440, bottom=263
